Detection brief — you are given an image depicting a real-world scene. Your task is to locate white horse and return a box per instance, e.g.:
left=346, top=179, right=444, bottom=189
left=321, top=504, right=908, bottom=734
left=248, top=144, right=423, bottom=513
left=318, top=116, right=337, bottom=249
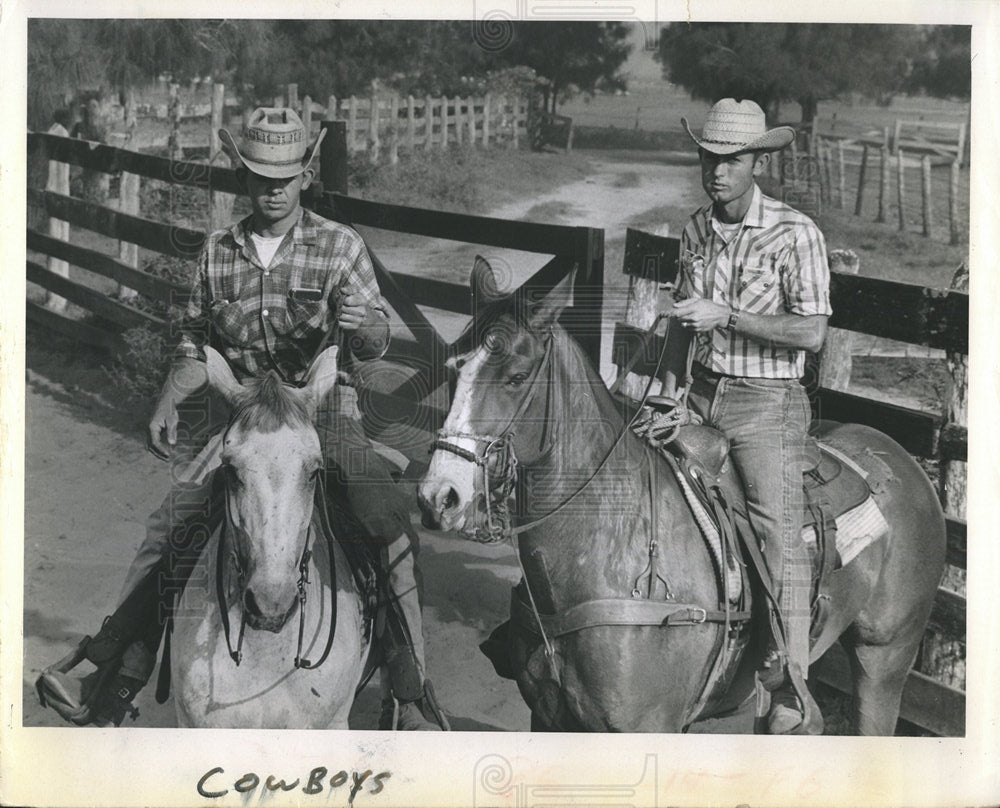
left=171, top=346, right=372, bottom=728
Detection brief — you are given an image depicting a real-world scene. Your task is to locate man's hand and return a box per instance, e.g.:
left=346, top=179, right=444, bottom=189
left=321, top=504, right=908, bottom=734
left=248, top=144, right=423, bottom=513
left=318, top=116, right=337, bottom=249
left=338, top=293, right=369, bottom=331
left=672, top=298, right=731, bottom=332
left=147, top=358, right=208, bottom=461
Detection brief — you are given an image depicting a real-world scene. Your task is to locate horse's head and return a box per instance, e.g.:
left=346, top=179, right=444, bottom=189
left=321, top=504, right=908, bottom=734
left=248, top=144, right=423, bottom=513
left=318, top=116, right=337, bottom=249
left=418, top=256, right=574, bottom=541
left=206, top=345, right=339, bottom=632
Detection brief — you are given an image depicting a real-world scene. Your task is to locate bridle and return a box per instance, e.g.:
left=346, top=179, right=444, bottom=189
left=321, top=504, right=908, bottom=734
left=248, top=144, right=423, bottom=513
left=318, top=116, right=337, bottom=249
left=430, top=329, right=557, bottom=543
left=216, top=424, right=339, bottom=671
left=430, top=316, right=681, bottom=545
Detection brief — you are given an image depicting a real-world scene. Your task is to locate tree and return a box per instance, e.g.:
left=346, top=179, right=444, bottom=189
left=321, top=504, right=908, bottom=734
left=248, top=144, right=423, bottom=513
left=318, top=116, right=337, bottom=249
left=490, top=22, right=633, bottom=114
left=906, top=26, right=971, bottom=99
left=657, top=23, right=922, bottom=123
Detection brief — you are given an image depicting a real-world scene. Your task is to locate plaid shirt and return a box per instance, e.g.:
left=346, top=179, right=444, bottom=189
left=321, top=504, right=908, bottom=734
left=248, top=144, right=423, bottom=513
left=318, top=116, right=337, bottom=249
left=678, top=185, right=831, bottom=378
left=176, top=208, right=387, bottom=383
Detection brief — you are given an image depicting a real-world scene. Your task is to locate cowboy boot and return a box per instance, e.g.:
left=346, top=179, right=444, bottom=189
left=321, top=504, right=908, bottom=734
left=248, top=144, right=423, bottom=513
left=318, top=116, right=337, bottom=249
left=36, top=567, right=165, bottom=727
left=766, top=543, right=823, bottom=736
left=377, top=533, right=448, bottom=731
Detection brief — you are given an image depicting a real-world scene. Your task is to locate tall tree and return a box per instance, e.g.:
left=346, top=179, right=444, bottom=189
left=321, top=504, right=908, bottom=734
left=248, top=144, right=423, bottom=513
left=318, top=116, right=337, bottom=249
left=657, top=23, right=922, bottom=123
left=906, top=26, right=971, bottom=99
left=492, top=22, right=633, bottom=114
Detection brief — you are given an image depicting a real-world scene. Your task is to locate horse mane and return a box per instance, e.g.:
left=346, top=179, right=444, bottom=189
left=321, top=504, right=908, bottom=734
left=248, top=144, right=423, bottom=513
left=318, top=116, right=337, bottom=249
left=231, top=371, right=313, bottom=434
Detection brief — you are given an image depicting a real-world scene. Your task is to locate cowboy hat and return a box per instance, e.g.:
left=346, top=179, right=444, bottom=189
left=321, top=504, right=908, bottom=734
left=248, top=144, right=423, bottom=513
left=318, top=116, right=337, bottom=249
left=682, top=98, right=794, bottom=155
left=219, top=107, right=326, bottom=179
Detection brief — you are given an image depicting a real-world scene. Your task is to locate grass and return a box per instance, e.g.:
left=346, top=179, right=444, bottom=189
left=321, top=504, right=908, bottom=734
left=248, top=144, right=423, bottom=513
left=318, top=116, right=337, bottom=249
left=812, top=206, right=967, bottom=289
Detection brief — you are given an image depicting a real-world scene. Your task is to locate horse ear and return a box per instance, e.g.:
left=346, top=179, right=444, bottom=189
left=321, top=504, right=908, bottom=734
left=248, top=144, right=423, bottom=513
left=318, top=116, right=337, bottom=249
left=204, top=346, right=246, bottom=404
left=525, top=266, right=576, bottom=331
left=470, top=255, right=503, bottom=304
left=301, top=345, right=340, bottom=415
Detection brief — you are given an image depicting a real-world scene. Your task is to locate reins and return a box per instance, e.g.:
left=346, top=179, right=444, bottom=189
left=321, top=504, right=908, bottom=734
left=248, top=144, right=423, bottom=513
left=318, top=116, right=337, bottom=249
left=432, top=315, right=695, bottom=665
left=215, top=431, right=339, bottom=671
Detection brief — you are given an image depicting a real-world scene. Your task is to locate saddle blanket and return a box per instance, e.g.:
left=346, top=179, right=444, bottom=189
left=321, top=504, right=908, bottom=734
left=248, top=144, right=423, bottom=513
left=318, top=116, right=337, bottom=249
left=802, top=494, right=889, bottom=568
left=802, top=442, right=890, bottom=567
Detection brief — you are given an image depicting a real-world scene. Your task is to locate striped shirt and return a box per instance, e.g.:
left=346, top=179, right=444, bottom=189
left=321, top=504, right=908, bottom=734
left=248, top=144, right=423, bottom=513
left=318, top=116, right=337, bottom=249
left=678, top=184, right=831, bottom=378
left=176, top=208, right=387, bottom=383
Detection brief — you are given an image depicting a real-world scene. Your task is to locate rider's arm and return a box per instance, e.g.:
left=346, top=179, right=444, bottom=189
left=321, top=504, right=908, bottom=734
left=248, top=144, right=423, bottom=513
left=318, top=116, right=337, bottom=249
left=337, top=232, right=390, bottom=361
left=148, top=251, right=212, bottom=458
left=672, top=216, right=831, bottom=354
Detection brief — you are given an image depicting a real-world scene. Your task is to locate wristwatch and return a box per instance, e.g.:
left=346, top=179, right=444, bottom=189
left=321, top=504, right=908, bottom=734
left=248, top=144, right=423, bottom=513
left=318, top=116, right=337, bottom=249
left=727, top=308, right=740, bottom=330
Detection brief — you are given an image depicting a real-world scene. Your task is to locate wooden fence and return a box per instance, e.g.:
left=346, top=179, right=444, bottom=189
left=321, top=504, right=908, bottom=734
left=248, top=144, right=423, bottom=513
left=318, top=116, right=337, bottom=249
left=26, top=122, right=964, bottom=736
left=25, top=121, right=600, bottom=447
left=801, top=118, right=969, bottom=245
left=612, top=228, right=967, bottom=737
left=105, top=82, right=529, bottom=161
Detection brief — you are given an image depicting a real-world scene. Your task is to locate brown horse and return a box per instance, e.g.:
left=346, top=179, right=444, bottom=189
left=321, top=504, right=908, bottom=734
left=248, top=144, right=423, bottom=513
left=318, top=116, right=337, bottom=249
left=418, top=258, right=946, bottom=734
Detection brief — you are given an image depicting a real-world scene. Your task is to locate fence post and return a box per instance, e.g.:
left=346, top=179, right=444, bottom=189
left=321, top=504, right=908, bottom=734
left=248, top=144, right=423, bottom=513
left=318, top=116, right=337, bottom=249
left=897, top=150, right=907, bottom=231
left=822, top=139, right=833, bottom=206
left=483, top=93, right=491, bottom=147
left=922, top=262, right=969, bottom=689
left=406, top=95, right=416, bottom=152
left=327, top=95, right=338, bottom=121
left=921, top=155, right=933, bottom=237
left=572, top=227, right=605, bottom=369
left=467, top=95, right=476, bottom=145
left=168, top=82, right=182, bottom=160
left=877, top=145, right=889, bottom=223
left=389, top=95, right=399, bottom=166
left=789, top=136, right=799, bottom=184
left=302, top=94, right=313, bottom=137
left=348, top=96, right=358, bottom=153
left=817, top=249, right=860, bottom=391
left=837, top=140, right=845, bottom=208
left=117, top=171, right=141, bottom=301
left=454, top=96, right=464, bottom=146
left=512, top=95, right=520, bottom=150
left=854, top=144, right=868, bottom=216
left=441, top=96, right=450, bottom=151
left=368, top=95, right=381, bottom=164
left=425, top=95, right=435, bottom=149
left=622, top=225, right=669, bottom=401
left=209, top=82, right=234, bottom=233
left=122, top=86, right=137, bottom=149
left=320, top=120, right=349, bottom=195
left=288, top=83, right=299, bottom=111
left=44, top=122, right=70, bottom=313
left=949, top=159, right=961, bottom=245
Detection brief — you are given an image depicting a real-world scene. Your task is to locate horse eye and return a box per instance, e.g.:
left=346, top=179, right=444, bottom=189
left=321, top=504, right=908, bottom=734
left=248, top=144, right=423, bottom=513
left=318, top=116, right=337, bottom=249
left=507, top=372, right=528, bottom=387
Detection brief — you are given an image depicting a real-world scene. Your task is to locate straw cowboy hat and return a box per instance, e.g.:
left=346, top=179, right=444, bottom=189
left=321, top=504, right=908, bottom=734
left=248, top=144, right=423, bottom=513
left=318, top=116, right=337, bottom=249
left=682, top=98, right=794, bottom=155
left=219, top=107, right=326, bottom=179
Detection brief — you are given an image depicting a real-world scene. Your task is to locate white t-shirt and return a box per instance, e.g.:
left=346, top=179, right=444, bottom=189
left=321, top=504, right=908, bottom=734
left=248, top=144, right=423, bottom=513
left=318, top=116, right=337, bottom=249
left=250, top=232, right=285, bottom=268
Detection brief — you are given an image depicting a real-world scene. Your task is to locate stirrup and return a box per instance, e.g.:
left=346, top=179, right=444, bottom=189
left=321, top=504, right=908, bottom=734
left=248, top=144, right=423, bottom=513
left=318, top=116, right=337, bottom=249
left=35, top=637, right=110, bottom=726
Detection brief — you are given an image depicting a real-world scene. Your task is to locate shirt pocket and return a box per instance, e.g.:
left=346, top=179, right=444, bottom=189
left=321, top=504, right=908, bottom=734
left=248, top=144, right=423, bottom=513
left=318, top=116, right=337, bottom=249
left=737, top=257, right=781, bottom=313
left=279, top=297, right=328, bottom=341
left=210, top=299, right=250, bottom=347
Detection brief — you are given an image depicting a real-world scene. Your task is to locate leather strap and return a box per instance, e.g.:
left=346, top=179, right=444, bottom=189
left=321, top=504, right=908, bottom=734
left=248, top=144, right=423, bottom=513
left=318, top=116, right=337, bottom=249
left=509, top=587, right=751, bottom=639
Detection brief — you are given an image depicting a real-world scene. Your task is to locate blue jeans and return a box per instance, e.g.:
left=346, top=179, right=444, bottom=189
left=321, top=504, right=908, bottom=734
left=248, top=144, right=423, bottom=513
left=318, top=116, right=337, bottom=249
left=687, top=373, right=813, bottom=675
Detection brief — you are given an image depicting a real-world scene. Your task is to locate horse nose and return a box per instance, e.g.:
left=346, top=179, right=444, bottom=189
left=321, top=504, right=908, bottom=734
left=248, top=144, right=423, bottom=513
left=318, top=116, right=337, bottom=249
left=418, top=480, right=463, bottom=531
left=243, top=580, right=296, bottom=633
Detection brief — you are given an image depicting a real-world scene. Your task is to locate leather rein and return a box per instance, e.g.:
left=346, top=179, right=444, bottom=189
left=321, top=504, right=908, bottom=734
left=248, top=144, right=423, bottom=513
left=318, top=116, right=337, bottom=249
left=215, top=431, right=339, bottom=671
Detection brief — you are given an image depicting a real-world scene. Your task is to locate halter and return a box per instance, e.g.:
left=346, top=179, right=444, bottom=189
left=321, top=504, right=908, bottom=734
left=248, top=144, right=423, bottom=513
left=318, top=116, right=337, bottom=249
left=215, top=426, right=339, bottom=671
left=430, top=329, right=557, bottom=544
